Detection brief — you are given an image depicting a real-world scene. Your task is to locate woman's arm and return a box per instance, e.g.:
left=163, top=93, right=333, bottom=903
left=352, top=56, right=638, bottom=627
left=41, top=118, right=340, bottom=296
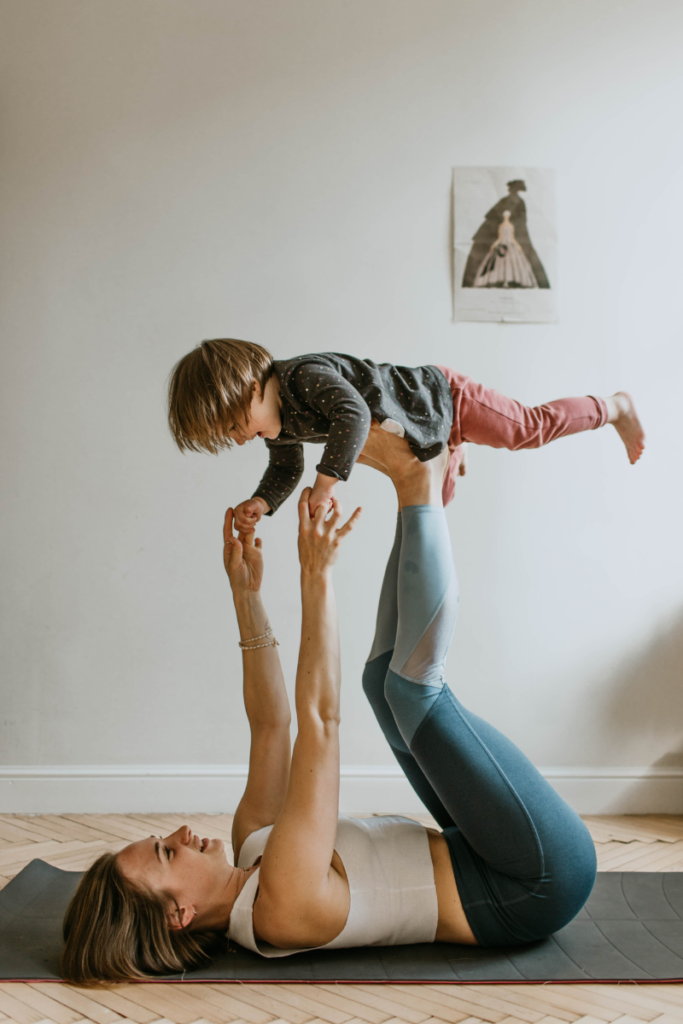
left=222, top=510, right=292, bottom=863
left=254, top=492, right=361, bottom=948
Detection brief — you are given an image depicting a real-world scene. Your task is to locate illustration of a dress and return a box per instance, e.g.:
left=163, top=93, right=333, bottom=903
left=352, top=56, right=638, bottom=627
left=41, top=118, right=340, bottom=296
left=473, top=211, right=537, bottom=289
left=462, top=179, right=550, bottom=289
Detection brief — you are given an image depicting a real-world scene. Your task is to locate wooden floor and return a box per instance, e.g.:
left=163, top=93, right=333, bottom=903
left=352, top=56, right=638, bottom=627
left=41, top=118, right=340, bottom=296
left=1, top=813, right=683, bottom=1024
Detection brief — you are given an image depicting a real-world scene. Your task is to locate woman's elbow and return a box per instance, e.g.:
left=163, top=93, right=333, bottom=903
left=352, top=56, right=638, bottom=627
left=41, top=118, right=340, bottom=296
left=298, top=707, right=341, bottom=733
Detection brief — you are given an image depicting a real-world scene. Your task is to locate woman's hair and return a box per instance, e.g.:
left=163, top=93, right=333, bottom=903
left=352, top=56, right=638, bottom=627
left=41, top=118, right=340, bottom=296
left=61, top=852, right=219, bottom=985
left=168, top=338, right=274, bottom=454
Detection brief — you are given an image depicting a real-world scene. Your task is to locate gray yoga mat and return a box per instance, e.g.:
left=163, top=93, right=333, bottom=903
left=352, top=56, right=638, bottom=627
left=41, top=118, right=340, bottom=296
left=2, top=860, right=683, bottom=982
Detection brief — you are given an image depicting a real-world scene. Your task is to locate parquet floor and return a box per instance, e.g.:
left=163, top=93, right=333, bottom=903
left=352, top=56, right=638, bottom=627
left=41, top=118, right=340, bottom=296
left=1, top=813, right=683, bottom=1024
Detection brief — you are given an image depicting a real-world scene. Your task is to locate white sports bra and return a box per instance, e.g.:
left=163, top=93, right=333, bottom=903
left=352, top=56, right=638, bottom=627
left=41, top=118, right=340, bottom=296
left=228, top=814, right=439, bottom=957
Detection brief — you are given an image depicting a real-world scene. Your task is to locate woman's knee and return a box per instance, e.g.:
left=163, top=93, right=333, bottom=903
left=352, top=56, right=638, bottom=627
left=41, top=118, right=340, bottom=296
left=362, top=653, right=390, bottom=706
left=363, top=656, right=411, bottom=753
left=384, top=670, right=444, bottom=749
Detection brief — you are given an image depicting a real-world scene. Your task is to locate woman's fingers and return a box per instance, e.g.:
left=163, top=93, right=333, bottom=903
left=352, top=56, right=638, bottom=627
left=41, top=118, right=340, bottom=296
left=298, top=487, right=313, bottom=526
left=224, top=510, right=238, bottom=556
left=322, top=498, right=361, bottom=540
left=224, top=507, right=235, bottom=543
left=323, top=497, right=343, bottom=533
left=337, top=506, right=363, bottom=539
left=223, top=508, right=248, bottom=575
left=314, top=499, right=333, bottom=525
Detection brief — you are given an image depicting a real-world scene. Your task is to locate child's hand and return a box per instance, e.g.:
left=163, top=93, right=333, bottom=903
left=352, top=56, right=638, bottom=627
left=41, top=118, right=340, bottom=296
left=234, top=497, right=270, bottom=533
left=308, top=473, right=338, bottom=517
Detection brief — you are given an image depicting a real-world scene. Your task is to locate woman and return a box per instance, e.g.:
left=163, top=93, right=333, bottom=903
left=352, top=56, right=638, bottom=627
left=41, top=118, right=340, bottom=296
left=61, top=438, right=596, bottom=984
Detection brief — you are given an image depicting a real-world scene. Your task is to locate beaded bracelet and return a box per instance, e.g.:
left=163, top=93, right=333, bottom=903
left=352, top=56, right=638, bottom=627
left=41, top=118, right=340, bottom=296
left=240, top=637, right=280, bottom=650
left=239, top=627, right=278, bottom=650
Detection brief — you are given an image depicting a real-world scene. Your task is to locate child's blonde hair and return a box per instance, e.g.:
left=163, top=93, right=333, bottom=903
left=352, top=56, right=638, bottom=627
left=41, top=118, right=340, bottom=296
left=168, top=339, right=274, bottom=453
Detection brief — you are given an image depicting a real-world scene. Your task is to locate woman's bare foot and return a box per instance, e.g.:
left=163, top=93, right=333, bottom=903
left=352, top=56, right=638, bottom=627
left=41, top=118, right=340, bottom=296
left=356, top=451, right=391, bottom=478
left=605, top=392, right=645, bottom=464
left=359, top=421, right=394, bottom=471
left=360, top=422, right=447, bottom=507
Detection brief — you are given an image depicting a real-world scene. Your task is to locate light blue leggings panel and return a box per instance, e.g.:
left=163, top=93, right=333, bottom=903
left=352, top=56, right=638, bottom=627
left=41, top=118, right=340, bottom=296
left=385, top=505, right=458, bottom=745
left=361, top=504, right=596, bottom=946
left=362, top=510, right=461, bottom=818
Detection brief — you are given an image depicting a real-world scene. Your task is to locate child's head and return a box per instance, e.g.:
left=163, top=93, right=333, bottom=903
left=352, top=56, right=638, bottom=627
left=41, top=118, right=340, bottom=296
left=168, top=339, right=274, bottom=453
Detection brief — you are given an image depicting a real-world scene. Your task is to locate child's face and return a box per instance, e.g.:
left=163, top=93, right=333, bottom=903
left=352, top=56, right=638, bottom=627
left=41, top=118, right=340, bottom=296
left=229, top=378, right=281, bottom=445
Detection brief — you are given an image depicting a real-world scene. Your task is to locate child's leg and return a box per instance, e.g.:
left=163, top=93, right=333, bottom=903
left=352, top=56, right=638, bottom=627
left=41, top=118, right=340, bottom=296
left=362, top=515, right=459, bottom=828
left=436, top=365, right=608, bottom=450
left=435, top=366, right=644, bottom=505
left=385, top=504, right=596, bottom=945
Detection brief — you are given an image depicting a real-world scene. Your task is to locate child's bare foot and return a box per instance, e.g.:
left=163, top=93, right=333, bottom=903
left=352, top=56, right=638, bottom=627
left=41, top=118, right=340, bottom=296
left=605, top=392, right=645, bottom=464
left=455, top=443, right=468, bottom=477
left=441, top=442, right=468, bottom=507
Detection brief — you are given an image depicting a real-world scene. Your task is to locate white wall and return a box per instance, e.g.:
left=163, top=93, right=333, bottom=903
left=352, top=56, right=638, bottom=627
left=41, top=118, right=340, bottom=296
left=1, top=0, right=682, bottom=813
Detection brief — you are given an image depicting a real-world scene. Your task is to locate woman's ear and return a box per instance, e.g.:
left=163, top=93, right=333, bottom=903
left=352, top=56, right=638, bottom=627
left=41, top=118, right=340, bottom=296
left=168, top=900, right=196, bottom=931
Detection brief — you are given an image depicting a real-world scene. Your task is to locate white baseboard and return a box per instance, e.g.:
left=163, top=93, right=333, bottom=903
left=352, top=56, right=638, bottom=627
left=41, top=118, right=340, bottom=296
left=0, top=764, right=682, bottom=815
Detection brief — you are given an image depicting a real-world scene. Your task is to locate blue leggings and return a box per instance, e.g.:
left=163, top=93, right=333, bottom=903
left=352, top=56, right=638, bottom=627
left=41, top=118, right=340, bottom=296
left=362, top=506, right=596, bottom=946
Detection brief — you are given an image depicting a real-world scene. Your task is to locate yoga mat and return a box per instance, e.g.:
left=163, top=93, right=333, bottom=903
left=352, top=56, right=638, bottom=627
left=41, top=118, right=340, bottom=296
left=2, top=860, right=683, bottom=982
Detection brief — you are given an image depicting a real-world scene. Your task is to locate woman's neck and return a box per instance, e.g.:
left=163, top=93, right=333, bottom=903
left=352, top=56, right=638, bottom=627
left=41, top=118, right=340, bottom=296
left=197, top=864, right=255, bottom=932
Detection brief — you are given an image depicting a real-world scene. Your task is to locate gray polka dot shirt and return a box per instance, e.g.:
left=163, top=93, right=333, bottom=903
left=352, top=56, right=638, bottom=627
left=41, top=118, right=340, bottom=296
left=252, top=354, right=453, bottom=514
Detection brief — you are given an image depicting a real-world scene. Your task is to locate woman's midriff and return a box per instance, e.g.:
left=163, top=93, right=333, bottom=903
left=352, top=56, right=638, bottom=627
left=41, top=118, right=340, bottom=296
left=426, top=828, right=478, bottom=945
left=331, top=832, right=477, bottom=945
left=254, top=835, right=476, bottom=949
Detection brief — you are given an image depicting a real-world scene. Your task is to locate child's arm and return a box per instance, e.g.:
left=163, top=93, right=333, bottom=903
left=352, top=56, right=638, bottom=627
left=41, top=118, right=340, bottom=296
left=238, top=363, right=372, bottom=522
left=290, top=362, right=372, bottom=494
left=308, top=471, right=338, bottom=516
left=235, top=440, right=305, bottom=530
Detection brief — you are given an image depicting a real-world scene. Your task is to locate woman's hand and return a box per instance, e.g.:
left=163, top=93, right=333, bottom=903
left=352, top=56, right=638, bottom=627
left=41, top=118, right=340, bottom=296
left=297, top=488, right=361, bottom=578
left=223, top=508, right=264, bottom=595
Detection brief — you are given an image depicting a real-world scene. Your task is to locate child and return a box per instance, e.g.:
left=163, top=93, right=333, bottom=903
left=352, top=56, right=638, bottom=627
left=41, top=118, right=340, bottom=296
left=167, top=339, right=645, bottom=531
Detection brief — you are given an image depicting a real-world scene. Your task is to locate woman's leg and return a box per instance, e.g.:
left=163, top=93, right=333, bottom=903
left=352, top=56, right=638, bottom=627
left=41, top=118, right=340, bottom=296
left=362, top=515, right=460, bottom=828
left=436, top=366, right=645, bottom=505
left=383, top=499, right=596, bottom=945
left=360, top=436, right=596, bottom=945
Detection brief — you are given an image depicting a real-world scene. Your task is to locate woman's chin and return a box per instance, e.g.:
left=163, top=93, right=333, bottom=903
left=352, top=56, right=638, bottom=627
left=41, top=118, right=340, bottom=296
left=202, top=837, right=227, bottom=858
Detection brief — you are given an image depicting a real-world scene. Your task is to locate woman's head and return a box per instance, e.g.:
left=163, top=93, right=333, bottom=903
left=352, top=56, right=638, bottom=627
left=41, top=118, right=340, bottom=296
left=61, top=825, right=231, bottom=984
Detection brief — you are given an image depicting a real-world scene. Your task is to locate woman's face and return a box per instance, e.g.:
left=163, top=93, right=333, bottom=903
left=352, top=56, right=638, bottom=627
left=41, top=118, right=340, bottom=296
left=117, top=824, right=233, bottom=931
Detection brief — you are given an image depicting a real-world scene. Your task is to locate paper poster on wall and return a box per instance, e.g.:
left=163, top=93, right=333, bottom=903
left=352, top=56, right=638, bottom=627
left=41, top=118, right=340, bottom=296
left=453, top=167, right=557, bottom=323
